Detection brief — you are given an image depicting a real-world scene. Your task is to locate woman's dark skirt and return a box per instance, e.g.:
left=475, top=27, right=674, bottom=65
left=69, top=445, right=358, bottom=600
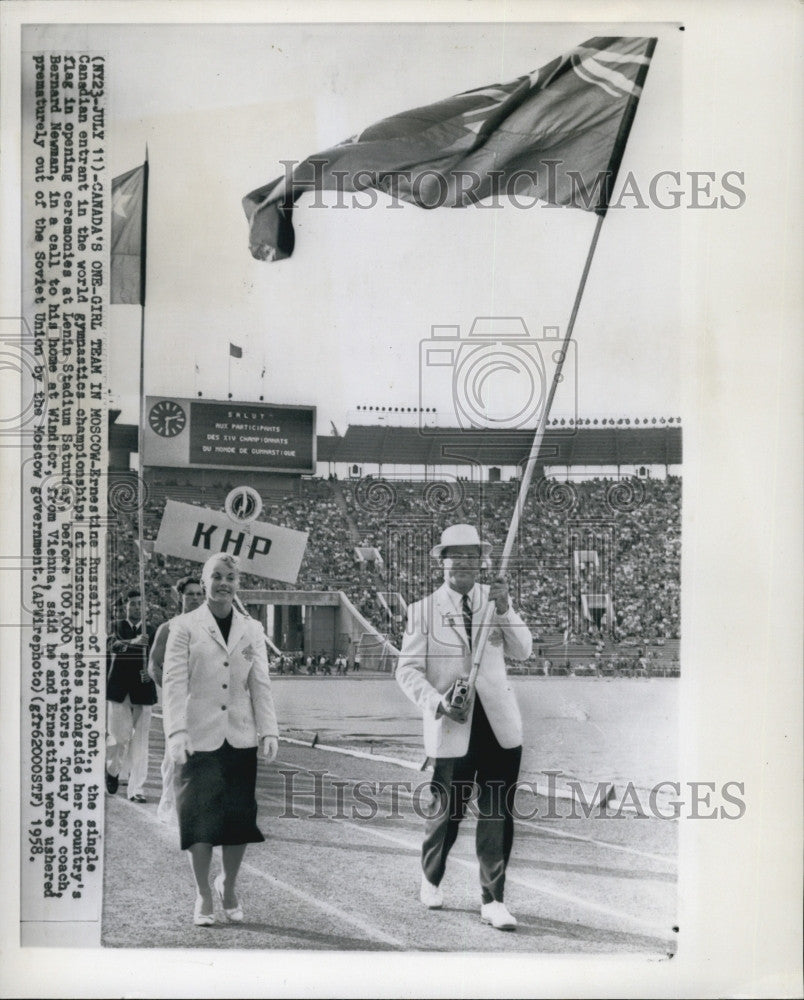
left=174, top=740, right=264, bottom=851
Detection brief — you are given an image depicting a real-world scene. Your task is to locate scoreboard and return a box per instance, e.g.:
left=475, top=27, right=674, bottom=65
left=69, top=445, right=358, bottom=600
left=143, top=396, right=316, bottom=474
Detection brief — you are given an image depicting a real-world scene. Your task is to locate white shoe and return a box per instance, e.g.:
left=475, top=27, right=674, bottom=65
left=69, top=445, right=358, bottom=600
left=419, top=875, right=443, bottom=909
left=480, top=900, right=517, bottom=930
left=193, top=896, right=215, bottom=927
left=213, top=874, right=244, bottom=923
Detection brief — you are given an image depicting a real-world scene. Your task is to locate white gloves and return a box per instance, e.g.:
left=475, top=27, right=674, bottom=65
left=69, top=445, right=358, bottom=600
left=261, top=736, right=278, bottom=762
left=168, top=732, right=192, bottom=766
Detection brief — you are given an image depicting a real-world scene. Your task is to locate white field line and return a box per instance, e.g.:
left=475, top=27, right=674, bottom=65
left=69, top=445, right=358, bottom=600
left=123, top=797, right=405, bottom=949
left=272, top=756, right=676, bottom=867
left=258, top=783, right=674, bottom=942
left=280, top=736, right=424, bottom=770
left=154, top=713, right=667, bottom=824
left=516, top=818, right=674, bottom=864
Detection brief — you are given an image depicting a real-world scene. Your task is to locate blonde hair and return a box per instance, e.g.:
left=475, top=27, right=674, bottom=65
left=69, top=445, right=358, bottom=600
left=201, top=552, right=241, bottom=589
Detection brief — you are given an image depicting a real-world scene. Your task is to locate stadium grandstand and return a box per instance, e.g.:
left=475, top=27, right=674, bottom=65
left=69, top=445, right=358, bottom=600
left=107, top=407, right=681, bottom=676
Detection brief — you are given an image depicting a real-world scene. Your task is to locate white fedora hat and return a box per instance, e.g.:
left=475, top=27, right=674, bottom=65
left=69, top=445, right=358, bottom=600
left=430, top=523, right=492, bottom=559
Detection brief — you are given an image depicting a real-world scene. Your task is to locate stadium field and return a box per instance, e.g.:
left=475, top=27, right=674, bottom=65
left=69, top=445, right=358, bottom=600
left=101, top=677, right=678, bottom=953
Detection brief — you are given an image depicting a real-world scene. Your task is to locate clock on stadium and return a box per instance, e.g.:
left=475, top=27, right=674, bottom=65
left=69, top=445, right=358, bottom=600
left=143, top=395, right=316, bottom=474
left=148, top=399, right=187, bottom=438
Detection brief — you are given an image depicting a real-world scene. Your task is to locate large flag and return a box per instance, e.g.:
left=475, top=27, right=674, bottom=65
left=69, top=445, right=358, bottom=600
left=243, top=36, right=656, bottom=261
left=111, top=163, right=147, bottom=303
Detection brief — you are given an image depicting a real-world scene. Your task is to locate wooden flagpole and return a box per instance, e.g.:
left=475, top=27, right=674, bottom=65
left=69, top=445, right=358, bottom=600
left=465, top=38, right=658, bottom=691
left=135, top=149, right=150, bottom=659
left=465, top=213, right=604, bottom=689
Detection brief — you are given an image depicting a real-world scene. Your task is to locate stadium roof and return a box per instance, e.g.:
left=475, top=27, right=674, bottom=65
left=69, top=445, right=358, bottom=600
left=109, top=414, right=681, bottom=468
left=317, top=425, right=682, bottom=467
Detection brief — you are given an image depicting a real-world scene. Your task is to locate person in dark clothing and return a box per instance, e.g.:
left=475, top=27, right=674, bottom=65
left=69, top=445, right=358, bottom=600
left=105, top=590, right=157, bottom=801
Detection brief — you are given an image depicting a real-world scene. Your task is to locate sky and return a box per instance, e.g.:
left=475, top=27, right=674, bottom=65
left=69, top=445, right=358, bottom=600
left=24, top=21, right=683, bottom=433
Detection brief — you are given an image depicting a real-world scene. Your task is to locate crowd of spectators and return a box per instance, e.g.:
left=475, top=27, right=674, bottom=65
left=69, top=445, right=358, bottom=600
left=106, top=474, right=681, bottom=659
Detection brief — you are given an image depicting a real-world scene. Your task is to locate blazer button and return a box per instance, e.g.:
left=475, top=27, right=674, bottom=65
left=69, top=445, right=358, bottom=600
left=223, top=661, right=229, bottom=667
left=221, top=705, right=226, bottom=711
left=222, top=683, right=228, bottom=689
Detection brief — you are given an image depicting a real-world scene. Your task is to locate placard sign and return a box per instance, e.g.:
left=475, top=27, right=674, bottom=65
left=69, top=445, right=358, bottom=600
left=153, top=500, right=308, bottom=583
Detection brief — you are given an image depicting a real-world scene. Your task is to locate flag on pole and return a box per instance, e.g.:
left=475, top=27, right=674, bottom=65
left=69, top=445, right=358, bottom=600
left=243, top=36, right=656, bottom=261
left=229, top=343, right=243, bottom=359
left=111, top=163, right=148, bottom=302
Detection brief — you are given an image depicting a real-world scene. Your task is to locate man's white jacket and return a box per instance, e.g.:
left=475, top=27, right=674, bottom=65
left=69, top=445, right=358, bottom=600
left=395, top=582, right=532, bottom=758
left=163, top=603, right=279, bottom=751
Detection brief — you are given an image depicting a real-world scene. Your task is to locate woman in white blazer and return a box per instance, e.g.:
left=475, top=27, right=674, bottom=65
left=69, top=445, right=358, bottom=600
left=163, top=552, right=279, bottom=926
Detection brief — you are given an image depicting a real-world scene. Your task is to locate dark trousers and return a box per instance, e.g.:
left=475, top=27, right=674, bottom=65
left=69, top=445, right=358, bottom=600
left=421, top=697, right=522, bottom=904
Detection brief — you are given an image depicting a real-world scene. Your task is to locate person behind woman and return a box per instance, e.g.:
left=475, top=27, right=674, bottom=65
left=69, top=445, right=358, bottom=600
left=106, top=590, right=157, bottom=802
left=163, top=553, right=279, bottom=926
left=147, top=575, right=205, bottom=824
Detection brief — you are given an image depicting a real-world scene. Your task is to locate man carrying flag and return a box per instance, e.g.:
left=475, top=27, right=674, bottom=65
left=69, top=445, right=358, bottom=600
left=396, top=524, right=533, bottom=930
left=243, top=36, right=656, bottom=261
left=240, top=32, right=660, bottom=935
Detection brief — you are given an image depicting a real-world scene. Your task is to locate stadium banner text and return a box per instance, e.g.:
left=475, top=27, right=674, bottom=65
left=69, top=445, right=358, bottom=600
left=142, top=396, right=316, bottom=475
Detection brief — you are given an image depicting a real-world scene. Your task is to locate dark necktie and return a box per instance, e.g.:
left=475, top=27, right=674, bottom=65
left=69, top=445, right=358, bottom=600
left=461, top=593, right=473, bottom=651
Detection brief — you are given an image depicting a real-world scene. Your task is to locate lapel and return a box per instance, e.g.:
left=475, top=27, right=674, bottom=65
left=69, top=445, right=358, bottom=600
left=434, top=583, right=470, bottom=651
left=122, top=619, right=139, bottom=639
left=198, top=603, right=232, bottom=654
left=227, top=608, right=246, bottom=653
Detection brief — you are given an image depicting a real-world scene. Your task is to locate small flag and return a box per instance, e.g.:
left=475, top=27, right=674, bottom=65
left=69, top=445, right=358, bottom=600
left=243, top=36, right=656, bottom=261
left=111, top=164, right=147, bottom=303
left=229, top=343, right=243, bottom=359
